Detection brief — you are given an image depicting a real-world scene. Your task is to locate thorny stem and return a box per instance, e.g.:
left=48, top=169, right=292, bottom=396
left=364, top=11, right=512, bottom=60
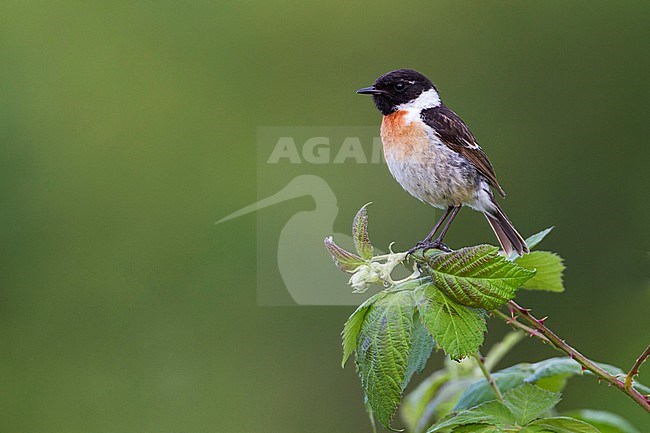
left=474, top=352, right=504, bottom=403
left=493, top=310, right=550, bottom=344
left=626, top=345, right=650, bottom=390
left=500, top=300, right=650, bottom=413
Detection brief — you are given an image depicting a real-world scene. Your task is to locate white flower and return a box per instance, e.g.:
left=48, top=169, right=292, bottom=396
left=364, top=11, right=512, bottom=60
left=347, top=251, right=419, bottom=293
left=348, top=264, right=381, bottom=293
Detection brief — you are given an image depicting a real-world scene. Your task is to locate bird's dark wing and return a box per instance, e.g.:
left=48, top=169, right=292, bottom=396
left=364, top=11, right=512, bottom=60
left=421, top=105, right=506, bottom=198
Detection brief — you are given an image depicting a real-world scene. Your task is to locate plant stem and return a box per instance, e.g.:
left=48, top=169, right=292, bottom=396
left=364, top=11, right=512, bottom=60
left=626, top=345, right=650, bottom=390
left=474, top=352, right=504, bottom=403
left=501, top=300, right=650, bottom=413
left=493, top=310, right=550, bottom=344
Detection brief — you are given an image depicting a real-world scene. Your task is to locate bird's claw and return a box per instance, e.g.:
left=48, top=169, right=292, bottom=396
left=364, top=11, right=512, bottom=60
left=407, top=240, right=452, bottom=256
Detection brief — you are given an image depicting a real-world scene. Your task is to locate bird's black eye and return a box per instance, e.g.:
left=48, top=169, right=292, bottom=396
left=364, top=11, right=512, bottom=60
left=394, top=82, right=406, bottom=91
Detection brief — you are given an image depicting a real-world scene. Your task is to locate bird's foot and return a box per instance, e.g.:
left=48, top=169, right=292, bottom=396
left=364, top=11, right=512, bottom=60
left=407, top=240, right=452, bottom=256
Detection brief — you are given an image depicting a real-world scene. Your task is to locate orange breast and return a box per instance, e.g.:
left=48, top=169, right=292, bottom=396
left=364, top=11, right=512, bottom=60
left=380, top=110, right=429, bottom=159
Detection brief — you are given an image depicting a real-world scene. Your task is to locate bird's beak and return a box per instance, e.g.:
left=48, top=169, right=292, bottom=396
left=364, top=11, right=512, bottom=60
left=356, top=86, right=385, bottom=95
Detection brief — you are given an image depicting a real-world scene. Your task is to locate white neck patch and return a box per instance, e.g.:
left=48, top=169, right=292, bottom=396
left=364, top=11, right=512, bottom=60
left=396, top=88, right=441, bottom=124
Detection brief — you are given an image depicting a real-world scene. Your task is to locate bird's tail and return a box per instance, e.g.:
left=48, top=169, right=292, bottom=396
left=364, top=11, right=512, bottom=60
left=484, top=201, right=529, bottom=257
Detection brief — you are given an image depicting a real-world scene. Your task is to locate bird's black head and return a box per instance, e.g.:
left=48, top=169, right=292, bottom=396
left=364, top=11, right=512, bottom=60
left=357, top=69, right=437, bottom=115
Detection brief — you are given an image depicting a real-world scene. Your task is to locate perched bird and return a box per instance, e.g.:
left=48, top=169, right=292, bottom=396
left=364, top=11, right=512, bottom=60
left=357, top=69, right=529, bottom=256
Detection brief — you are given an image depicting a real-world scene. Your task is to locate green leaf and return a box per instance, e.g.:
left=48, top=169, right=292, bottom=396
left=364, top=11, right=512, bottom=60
left=432, top=378, right=480, bottom=426
left=503, top=384, right=561, bottom=425
left=525, top=227, right=554, bottom=251
left=455, top=357, right=650, bottom=411
left=454, top=365, right=534, bottom=410
left=417, top=283, right=487, bottom=360
left=515, top=251, right=565, bottom=292
left=415, top=245, right=535, bottom=309
left=429, top=385, right=565, bottom=433
left=453, top=425, right=508, bottom=433
left=342, top=307, right=367, bottom=367
left=352, top=202, right=374, bottom=259
left=524, top=416, right=600, bottom=433
left=427, top=400, right=515, bottom=432
left=342, top=291, right=388, bottom=367
left=405, top=375, right=479, bottom=432
left=401, top=370, right=451, bottom=433
left=526, top=357, right=582, bottom=391
left=324, top=236, right=366, bottom=272
left=562, top=410, right=640, bottom=433
left=404, top=313, right=436, bottom=388
left=455, top=357, right=586, bottom=410
left=356, top=289, right=416, bottom=429
left=506, top=227, right=554, bottom=261
left=527, top=357, right=583, bottom=381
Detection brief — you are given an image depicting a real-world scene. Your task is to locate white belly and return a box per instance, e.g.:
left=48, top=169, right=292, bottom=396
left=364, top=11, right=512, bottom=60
left=384, top=141, right=478, bottom=207
left=381, top=120, right=494, bottom=212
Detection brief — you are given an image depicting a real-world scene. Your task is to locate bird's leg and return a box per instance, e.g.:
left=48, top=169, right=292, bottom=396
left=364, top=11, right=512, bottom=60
left=423, top=206, right=453, bottom=244
left=408, top=206, right=454, bottom=255
left=429, top=205, right=461, bottom=251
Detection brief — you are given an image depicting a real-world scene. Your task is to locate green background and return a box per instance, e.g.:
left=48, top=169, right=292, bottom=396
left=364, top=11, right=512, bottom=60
left=1, top=1, right=648, bottom=431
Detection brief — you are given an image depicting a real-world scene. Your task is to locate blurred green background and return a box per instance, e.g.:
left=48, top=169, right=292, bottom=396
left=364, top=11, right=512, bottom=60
left=1, top=1, right=648, bottom=431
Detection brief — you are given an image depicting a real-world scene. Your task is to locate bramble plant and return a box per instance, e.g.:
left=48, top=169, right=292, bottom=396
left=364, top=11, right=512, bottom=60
left=325, top=204, right=649, bottom=433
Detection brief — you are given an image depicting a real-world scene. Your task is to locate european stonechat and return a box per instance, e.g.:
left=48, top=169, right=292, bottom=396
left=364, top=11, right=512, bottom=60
left=358, top=69, right=529, bottom=256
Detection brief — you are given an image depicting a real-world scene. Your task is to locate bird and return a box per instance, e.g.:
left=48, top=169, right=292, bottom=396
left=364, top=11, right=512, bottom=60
left=357, top=69, right=529, bottom=256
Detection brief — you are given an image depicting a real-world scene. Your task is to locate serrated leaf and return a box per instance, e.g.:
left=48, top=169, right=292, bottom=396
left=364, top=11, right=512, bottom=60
left=504, top=384, right=561, bottom=425
left=525, top=227, right=554, bottom=251
left=342, top=291, right=388, bottom=367
left=507, top=227, right=555, bottom=261
left=456, top=357, right=650, bottom=412
left=417, top=283, right=487, bottom=360
left=562, top=410, right=640, bottom=433
left=454, top=365, right=534, bottom=410
left=524, top=416, right=600, bottom=433
left=342, top=308, right=368, bottom=367
left=353, top=203, right=374, bottom=259
left=515, top=251, right=565, bottom=292
left=356, top=289, right=416, bottom=429
left=415, top=245, right=535, bottom=309
left=427, top=400, right=515, bottom=432
left=455, top=357, right=587, bottom=410
left=324, top=236, right=366, bottom=272
left=404, top=313, right=436, bottom=389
